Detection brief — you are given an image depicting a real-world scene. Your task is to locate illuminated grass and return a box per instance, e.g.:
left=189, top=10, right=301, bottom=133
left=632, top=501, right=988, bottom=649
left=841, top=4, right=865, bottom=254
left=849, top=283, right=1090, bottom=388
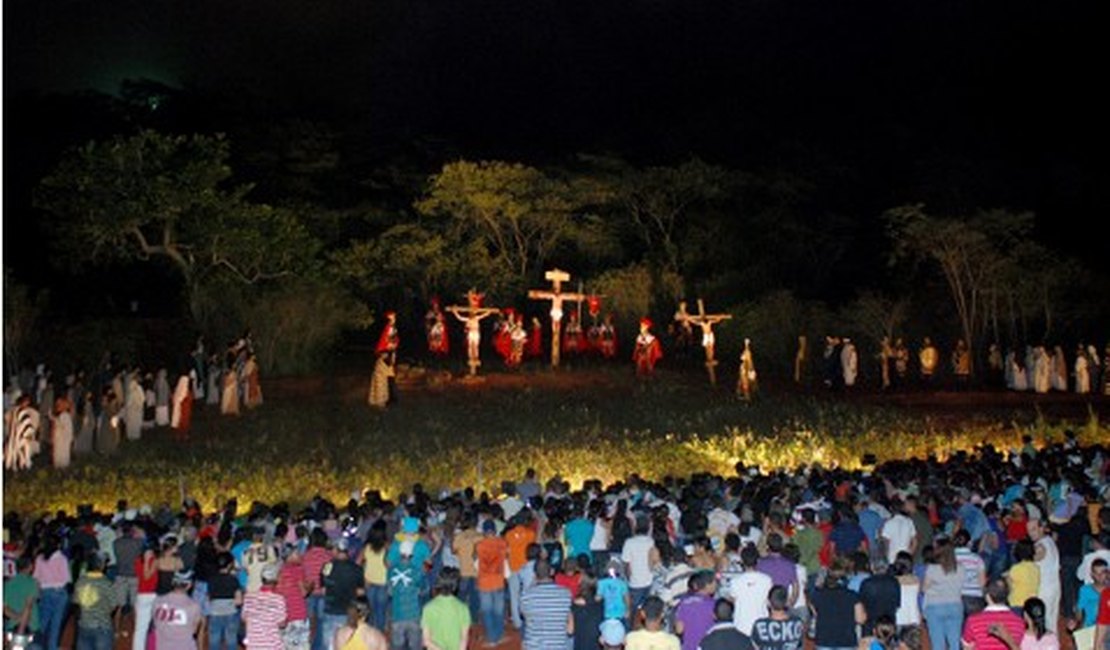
left=4, top=371, right=1105, bottom=514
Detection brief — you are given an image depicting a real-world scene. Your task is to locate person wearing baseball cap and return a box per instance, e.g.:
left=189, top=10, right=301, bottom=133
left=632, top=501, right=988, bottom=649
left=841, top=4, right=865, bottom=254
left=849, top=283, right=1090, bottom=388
left=242, top=565, right=287, bottom=649
left=600, top=618, right=626, bottom=649
left=151, top=570, right=202, bottom=649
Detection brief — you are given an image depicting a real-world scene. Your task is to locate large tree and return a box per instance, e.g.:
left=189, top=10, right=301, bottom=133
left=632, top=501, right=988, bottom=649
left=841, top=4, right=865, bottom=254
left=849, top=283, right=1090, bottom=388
left=414, top=160, right=603, bottom=289
left=34, top=130, right=319, bottom=323
left=885, top=205, right=1031, bottom=375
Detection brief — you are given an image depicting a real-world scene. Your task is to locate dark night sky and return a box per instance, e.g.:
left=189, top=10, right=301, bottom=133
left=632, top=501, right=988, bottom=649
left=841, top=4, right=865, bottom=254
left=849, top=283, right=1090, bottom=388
left=3, top=0, right=1105, bottom=288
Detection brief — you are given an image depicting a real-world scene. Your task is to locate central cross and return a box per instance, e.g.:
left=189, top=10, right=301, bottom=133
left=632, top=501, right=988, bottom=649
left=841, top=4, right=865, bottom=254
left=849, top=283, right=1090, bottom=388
left=528, top=268, right=586, bottom=368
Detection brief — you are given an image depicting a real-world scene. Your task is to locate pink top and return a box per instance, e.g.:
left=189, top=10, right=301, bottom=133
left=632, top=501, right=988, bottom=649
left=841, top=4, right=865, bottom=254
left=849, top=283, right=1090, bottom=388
left=33, top=551, right=71, bottom=589
left=1020, top=632, right=1059, bottom=650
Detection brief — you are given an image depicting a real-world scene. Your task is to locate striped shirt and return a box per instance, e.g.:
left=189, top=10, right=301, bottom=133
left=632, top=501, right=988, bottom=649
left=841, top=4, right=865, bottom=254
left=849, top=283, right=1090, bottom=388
left=34, top=552, right=71, bottom=589
left=242, top=589, right=287, bottom=650
left=954, top=547, right=985, bottom=598
left=962, top=605, right=1024, bottom=650
left=520, top=582, right=572, bottom=650
left=276, top=562, right=308, bottom=622
left=301, top=547, right=332, bottom=596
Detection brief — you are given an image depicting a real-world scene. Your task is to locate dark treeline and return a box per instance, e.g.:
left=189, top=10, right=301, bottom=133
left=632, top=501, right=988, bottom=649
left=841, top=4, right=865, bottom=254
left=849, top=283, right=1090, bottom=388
left=3, top=0, right=1105, bottom=375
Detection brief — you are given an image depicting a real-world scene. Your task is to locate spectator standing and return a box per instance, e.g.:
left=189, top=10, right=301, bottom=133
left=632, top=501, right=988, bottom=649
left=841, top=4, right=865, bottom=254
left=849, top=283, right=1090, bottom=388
left=421, top=567, right=471, bottom=650
left=520, top=559, right=573, bottom=650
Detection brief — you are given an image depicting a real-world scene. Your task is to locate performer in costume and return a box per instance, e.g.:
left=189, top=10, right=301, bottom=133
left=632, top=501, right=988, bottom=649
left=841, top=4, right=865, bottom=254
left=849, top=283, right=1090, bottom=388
left=494, top=309, right=515, bottom=364
left=51, top=395, right=74, bottom=469
left=4, top=395, right=40, bottom=470
left=426, top=301, right=449, bottom=357
left=171, top=374, right=193, bottom=441
left=633, top=318, right=663, bottom=376
left=563, top=311, right=586, bottom=357
left=242, top=354, right=263, bottom=408
left=527, top=317, right=544, bottom=359
left=508, top=314, right=528, bottom=367
left=598, top=314, right=618, bottom=359
left=369, top=311, right=399, bottom=408
left=738, top=338, right=757, bottom=400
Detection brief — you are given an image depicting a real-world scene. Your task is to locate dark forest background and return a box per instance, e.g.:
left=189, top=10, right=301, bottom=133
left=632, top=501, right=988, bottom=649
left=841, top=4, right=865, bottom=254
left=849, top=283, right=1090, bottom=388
left=3, top=0, right=1105, bottom=378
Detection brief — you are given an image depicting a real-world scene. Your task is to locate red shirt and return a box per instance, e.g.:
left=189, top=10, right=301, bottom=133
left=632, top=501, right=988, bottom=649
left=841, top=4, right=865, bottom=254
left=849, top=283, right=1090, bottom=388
left=301, top=547, right=333, bottom=596
left=554, top=572, right=581, bottom=597
left=136, top=555, right=158, bottom=594
left=962, top=605, right=1025, bottom=650
left=276, top=562, right=308, bottom=622
left=1097, top=586, right=1110, bottom=625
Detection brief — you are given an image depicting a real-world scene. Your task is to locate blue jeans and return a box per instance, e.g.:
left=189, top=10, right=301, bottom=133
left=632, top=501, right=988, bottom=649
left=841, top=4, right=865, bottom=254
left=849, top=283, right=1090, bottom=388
left=75, top=627, right=113, bottom=650
left=38, top=588, right=69, bottom=650
left=458, top=576, right=478, bottom=621
left=307, top=595, right=325, bottom=650
left=321, top=613, right=347, bottom=650
left=925, top=602, right=964, bottom=650
left=479, top=589, right=506, bottom=644
left=508, top=571, right=523, bottom=628
left=629, top=587, right=650, bottom=615
left=367, top=583, right=389, bottom=631
left=208, top=613, right=240, bottom=650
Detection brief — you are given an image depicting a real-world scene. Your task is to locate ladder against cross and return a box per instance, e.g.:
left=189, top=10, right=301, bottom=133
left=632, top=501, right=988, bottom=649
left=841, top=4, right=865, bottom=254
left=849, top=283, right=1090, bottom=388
left=445, top=290, right=501, bottom=376
left=528, top=269, right=586, bottom=369
left=676, top=298, right=733, bottom=384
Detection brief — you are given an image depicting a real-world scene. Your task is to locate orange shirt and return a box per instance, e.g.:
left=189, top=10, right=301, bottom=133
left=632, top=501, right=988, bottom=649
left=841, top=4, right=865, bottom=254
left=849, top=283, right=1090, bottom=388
left=476, top=537, right=508, bottom=592
left=505, top=525, right=536, bottom=573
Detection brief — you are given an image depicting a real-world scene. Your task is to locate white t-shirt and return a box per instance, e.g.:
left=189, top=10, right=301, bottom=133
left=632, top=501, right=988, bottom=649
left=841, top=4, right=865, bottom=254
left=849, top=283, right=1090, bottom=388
left=621, top=535, right=656, bottom=589
left=729, top=569, right=774, bottom=635
left=707, top=508, right=740, bottom=544
left=880, top=514, right=916, bottom=564
left=1035, top=536, right=1060, bottom=592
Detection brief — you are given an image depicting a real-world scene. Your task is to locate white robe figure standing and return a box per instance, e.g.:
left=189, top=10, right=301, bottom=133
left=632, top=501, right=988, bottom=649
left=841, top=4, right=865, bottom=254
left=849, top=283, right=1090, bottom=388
left=51, top=402, right=74, bottom=469
left=124, top=371, right=145, bottom=441
left=1051, top=346, right=1068, bottom=391
left=1075, top=347, right=1090, bottom=394
left=1033, top=346, right=1051, bottom=393
left=154, top=369, right=171, bottom=426
left=841, top=338, right=858, bottom=387
left=206, top=359, right=221, bottom=406
left=1004, top=350, right=1016, bottom=389
left=1010, top=352, right=1029, bottom=392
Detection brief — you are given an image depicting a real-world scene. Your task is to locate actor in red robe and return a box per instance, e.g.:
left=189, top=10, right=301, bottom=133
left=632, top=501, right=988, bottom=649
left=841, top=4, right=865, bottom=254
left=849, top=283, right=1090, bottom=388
left=633, top=317, right=663, bottom=375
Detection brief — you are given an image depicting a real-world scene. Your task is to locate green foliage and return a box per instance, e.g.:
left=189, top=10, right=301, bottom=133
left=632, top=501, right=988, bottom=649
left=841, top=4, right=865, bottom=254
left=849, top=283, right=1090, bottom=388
left=590, top=263, right=683, bottom=332
left=415, top=160, right=601, bottom=286
left=2, top=270, right=49, bottom=374
left=34, top=130, right=321, bottom=322
left=728, top=290, right=837, bottom=379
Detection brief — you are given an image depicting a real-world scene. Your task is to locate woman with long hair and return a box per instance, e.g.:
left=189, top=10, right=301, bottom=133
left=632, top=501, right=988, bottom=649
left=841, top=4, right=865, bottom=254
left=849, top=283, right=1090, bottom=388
left=361, top=520, right=389, bottom=631
left=921, top=538, right=962, bottom=650
left=988, top=597, right=1060, bottom=650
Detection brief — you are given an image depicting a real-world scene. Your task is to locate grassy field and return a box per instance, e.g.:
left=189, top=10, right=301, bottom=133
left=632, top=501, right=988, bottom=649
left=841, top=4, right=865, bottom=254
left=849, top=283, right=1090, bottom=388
left=4, top=366, right=1107, bottom=514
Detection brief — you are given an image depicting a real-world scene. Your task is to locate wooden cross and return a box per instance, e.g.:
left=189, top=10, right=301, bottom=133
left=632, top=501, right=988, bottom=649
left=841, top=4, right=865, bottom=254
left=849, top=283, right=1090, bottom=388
left=446, top=290, right=500, bottom=376
left=528, top=268, right=586, bottom=368
left=676, top=298, right=733, bottom=385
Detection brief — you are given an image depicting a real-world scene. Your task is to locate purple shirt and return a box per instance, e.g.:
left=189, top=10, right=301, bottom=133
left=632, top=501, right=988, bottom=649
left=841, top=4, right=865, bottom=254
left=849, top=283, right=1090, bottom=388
left=675, top=592, right=716, bottom=650
left=757, top=554, right=797, bottom=590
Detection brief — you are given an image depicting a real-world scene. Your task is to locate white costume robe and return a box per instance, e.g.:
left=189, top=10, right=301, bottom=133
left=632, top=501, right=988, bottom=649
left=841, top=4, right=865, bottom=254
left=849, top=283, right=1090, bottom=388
left=124, top=376, right=145, bottom=441
left=1051, top=348, right=1068, bottom=391
left=841, top=342, right=858, bottom=387
left=154, top=371, right=171, bottom=426
left=52, top=411, right=73, bottom=469
left=1075, top=355, right=1090, bottom=394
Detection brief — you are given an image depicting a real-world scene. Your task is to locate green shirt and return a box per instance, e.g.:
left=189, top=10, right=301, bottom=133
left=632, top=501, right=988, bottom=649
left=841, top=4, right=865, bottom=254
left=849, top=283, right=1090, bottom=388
left=3, top=574, right=40, bottom=632
left=421, top=595, right=471, bottom=650
left=793, top=527, right=824, bottom=574
left=74, top=572, right=117, bottom=630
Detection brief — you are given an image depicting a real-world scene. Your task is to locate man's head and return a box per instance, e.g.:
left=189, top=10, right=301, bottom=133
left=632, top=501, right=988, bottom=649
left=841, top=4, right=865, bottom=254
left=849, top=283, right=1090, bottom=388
left=334, top=537, right=350, bottom=557
left=713, top=598, right=735, bottom=623
left=261, top=564, right=280, bottom=586
left=768, top=584, right=789, bottom=613
left=434, top=567, right=460, bottom=597
left=482, top=519, right=498, bottom=536
left=766, top=532, right=784, bottom=554
left=985, top=577, right=1009, bottom=606
left=1027, top=518, right=1046, bottom=541
left=1090, top=558, right=1108, bottom=586
left=687, top=570, right=715, bottom=595
left=599, top=619, right=626, bottom=649
left=741, top=543, right=760, bottom=570
left=639, top=596, right=666, bottom=630
left=534, top=559, right=553, bottom=582
left=173, top=570, right=194, bottom=591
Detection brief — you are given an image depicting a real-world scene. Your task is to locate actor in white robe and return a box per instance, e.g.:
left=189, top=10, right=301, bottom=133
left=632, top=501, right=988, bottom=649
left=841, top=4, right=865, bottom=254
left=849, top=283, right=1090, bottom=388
left=154, top=369, right=171, bottom=425
left=220, top=368, right=240, bottom=415
left=124, top=371, right=145, bottom=441
left=1051, top=346, right=1068, bottom=391
left=840, top=338, right=858, bottom=387
left=1010, top=353, right=1028, bottom=392
left=1033, top=346, right=1051, bottom=393
left=206, top=362, right=221, bottom=406
left=1074, top=348, right=1090, bottom=394
left=52, top=405, right=73, bottom=469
